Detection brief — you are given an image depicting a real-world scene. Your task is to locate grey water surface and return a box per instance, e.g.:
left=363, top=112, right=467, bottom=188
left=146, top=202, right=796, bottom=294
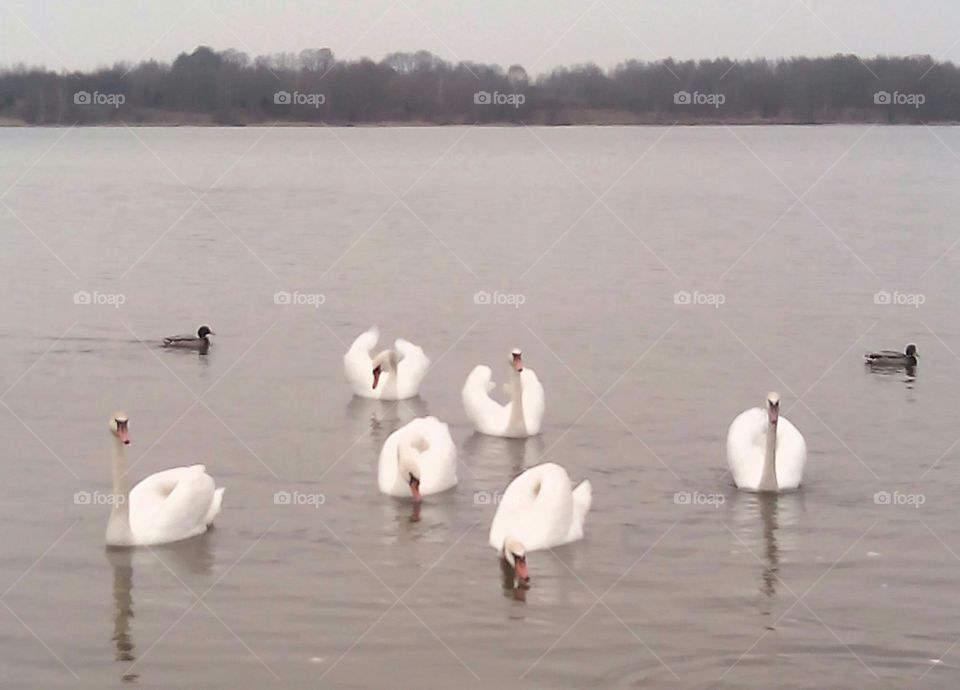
left=2, top=125, right=960, bottom=689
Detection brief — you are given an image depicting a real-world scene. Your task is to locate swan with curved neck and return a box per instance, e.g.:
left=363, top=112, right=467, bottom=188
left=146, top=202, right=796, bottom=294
left=727, top=393, right=806, bottom=493
left=488, top=462, right=591, bottom=584
left=344, top=327, right=430, bottom=400
left=106, top=412, right=225, bottom=547
left=462, top=349, right=545, bottom=438
left=378, top=417, right=457, bottom=501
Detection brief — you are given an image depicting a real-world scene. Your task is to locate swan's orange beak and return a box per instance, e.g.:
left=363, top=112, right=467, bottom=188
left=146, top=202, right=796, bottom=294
left=768, top=402, right=779, bottom=425
left=372, top=366, right=381, bottom=389
left=512, top=352, right=523, bottom=373
left=118, top=424, right=130, bottom=445
left=514, top=556, right=529, bottom=583
left=409, top=477, right=421, bottom=503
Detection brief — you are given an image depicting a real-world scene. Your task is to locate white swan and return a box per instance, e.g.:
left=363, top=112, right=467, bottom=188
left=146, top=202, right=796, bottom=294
left=462, top=349, right=544, bottom=438
left=488, top=462, right=591, bottom=583
left=727, top=393, right=806, bottom=492
left=378, top=417, right=457, bottom=502
left=343, top=327, right=430, bottom=400
left=105, top=413, right=225, bottom=547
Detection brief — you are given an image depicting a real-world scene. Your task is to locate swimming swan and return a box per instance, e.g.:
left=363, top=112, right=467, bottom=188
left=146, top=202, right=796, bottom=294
left=488, top=462, right=592, bottom=583
left=462, top=349, right=544, bottom=438
left=344, top=327, right=430, bottom=400
left=105, top=413, right=225, bottom=547
left=726, top=393, right=806, bottom=492
left=378, top=417, right=457, bottom=502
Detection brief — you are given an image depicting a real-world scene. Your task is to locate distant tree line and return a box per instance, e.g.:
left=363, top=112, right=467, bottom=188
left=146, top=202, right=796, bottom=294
left=0, top=46, right=956, bottom=126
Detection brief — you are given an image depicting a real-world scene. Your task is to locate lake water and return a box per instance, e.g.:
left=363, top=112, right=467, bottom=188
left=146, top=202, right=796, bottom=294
left=2, top=125, right=960, bottom=689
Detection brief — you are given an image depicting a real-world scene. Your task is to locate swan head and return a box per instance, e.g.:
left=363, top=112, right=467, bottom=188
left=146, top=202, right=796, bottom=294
left=371, top=350, right=399, bottom=389
left=197, top=325, right=215, bottom=338
left=397, top=441, right=422, bottom=503
left=109, top=412, right=130, bottom=445
left=905, top=343, right=918, bottom=358
left=510, top=348, right=523, bottom=373
left=502, top=538, right=529, bottom=583
left=766, top=392, right=780, bottom=426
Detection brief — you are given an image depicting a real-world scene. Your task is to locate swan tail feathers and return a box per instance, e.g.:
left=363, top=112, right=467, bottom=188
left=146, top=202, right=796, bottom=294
left=204, top=487, right=225, bottom=526
left=573, top=479, right=592, bottom=517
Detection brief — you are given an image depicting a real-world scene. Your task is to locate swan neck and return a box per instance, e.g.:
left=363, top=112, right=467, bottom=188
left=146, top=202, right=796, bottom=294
left=111, top=440, right=131, bottom=521
left=507, top=370, right=525, bottom=428
left=759, top=422, right=778, bottom=492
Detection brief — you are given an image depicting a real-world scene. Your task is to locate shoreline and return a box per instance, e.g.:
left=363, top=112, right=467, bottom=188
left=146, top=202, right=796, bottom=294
left=2, top=119, right=958, bottom=128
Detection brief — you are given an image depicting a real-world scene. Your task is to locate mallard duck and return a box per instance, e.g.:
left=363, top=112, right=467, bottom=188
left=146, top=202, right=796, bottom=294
left=163, top=326, right=215, bottom=352
left=864, top=343, right=917, bottom=366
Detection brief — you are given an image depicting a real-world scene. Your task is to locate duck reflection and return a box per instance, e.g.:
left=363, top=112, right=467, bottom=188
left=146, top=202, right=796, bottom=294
left=346, top=396, right=428, bottom=447
left=105, top=534, right=216, bottom=680
left=865, top=360, right=916, bottom=385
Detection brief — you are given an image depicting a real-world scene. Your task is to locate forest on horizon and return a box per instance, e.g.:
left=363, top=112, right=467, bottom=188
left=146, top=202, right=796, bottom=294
left=0, top=46, right=955, bottom=126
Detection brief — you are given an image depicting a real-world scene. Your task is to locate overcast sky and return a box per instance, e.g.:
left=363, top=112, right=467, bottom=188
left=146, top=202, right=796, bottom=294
left=3, top=0, right=959, bottom=74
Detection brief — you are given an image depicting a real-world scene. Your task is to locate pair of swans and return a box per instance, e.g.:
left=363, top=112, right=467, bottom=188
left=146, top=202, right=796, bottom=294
left=344, top=327, right=545, bottom=438
left=377, top=414, right=591, bottom=584
left=105, top=413, right=225, bottom=547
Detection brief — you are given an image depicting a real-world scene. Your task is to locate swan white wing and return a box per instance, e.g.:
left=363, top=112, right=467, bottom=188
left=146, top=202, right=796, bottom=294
left=377, top=425, right=405, bottom=496
left=393, top=338, right=430, bottom=399
left=520, top=368, right=545, bottom=435
left=415, top=417, right=458, bottom=495
left=462, top=366, right=509, bottom=434
left=773, top=417, right=806, bottom=490
left=128, top=465, right=217, bottom=544
left=344, top=327, right=379, bottom=396
left=488, top=463, right=574, bottom=552
left=726, top=408, right=767, bottom=489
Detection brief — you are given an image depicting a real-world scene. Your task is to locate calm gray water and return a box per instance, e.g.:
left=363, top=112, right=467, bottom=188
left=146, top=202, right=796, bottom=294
left=2, top=125, right=960, bottom=689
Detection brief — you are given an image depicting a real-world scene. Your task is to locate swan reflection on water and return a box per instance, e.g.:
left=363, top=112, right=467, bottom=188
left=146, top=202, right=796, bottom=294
left=728, top=491, right=804, bottom=605
left=462, top=433, right=545, bottom=476
left=500, top=557, right=528, bottom=602
left=105, top=534, right=216, bottom=681
left=346, top=395, right=428, bottom=446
